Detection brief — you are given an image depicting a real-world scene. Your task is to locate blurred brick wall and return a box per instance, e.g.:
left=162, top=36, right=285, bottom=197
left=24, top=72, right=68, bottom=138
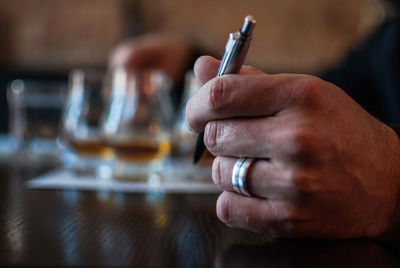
left=140, top=0, right=386, bottom=73
left=0, top=0, right=386, bottom=73
left=0, top=0, right=124, bottom=71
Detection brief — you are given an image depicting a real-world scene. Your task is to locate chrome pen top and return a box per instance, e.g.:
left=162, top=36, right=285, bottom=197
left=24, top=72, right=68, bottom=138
left=217, top=15, right=256, bottom=76
left=240, top=15, right=256, bottom=36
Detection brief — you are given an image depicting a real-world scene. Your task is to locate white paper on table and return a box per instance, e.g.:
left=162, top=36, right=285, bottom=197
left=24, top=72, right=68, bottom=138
left=26, top=160, right=220, bottom=194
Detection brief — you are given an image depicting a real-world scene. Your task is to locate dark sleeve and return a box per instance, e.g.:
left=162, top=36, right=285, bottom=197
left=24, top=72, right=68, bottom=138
left=320, top=17, right=400, bottom=125
left=391, top=125, right=400, bottom=138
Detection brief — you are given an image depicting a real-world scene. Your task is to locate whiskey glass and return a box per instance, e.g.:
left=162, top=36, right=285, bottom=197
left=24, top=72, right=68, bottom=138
left=102, top=68, right=174, bottom=181
left=171, top=71, right=199, bottom=157
left=62, top=69, right=113, bottom=176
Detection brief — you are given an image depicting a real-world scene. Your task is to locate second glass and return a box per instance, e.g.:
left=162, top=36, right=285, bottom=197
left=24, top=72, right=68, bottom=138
left=102, top=68, right=174, bottom=181
left=62, top=69, right=113, bottom=176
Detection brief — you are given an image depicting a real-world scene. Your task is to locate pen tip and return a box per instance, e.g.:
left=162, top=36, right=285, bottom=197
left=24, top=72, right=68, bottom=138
left=193, top=132, right=205, bottom=164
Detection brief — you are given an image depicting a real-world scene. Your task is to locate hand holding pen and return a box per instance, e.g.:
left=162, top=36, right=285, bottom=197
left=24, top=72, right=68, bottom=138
left=193, top=15, right=257, bottom=163
left=185, top=19, right=400, bottom=238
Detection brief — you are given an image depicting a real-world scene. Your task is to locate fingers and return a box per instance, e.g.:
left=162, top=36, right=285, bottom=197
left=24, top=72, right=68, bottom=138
left=193, top=56, right=220, bottom=84
left=212, top=156, right=299, bottom=201
left=216, top=191, right=302, bottom=235
left=109, top=38, right=156, bottom=70
left=203, top=116, right=290, bottom=159
left=203, top=115, right=322, bottom=163
left=194, top=56, right=264, bottom=85
left=186, top=72, right=324, bottom=132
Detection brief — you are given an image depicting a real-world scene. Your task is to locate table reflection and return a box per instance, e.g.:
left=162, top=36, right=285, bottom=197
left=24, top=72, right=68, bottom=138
left=215, top=239, right=399, bottom=268
left=1, top=159, right=400, bottom=266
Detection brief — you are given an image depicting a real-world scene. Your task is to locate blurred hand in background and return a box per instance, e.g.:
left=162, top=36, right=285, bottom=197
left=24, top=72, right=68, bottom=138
left=109, top=33, right=194, bottom=83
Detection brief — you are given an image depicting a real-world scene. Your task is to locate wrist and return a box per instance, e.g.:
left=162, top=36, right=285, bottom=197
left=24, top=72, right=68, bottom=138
left=371, top=123, right=400, bottom=240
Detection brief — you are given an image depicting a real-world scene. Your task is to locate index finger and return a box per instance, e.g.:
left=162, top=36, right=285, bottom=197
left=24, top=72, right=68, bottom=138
left=194, top=56, right=263, bottom=85
left=186, top=73, right=322, bottom=132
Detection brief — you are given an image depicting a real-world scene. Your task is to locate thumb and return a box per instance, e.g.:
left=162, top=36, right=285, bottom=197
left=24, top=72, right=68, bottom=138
left=193, top=55, right=263, bottom=85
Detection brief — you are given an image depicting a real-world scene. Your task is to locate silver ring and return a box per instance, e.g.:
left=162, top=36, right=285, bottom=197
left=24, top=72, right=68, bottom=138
left=232, top=157, right=247, bottom=195
left=237, top=158, right=255, bottom=196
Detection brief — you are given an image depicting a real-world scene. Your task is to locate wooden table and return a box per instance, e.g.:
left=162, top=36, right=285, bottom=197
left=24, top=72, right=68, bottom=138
left=0, top=161, right=399, bottom=267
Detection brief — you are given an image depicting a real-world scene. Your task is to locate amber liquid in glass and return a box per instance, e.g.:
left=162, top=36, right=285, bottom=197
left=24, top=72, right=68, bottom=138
left=66, top=137, right=113, bottom=158
left=110, top=138, right=170, bottom=162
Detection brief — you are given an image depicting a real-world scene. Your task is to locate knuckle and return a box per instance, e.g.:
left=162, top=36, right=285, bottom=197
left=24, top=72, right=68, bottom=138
left=216, top=193, right=233, bottom=225
left=184, top=98, right=192, bottom=120
left=212, top=157, right=222, bottom=187
left=287, top=128, right=319, bottom=157
left=287, top=166, right=319, bottom=193
left=208, top=77, right=232, bottom=111
left=184, top=98, right=196, bottom=132
left=295, top=75, right=323, bottom=105
left=204, top=121, right=223, bottom=154
left=184, top=100, right=193, bottom=128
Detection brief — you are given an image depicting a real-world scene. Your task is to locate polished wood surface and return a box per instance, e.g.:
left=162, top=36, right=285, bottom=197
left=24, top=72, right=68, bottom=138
left=0, top=161, right=399, bottom=267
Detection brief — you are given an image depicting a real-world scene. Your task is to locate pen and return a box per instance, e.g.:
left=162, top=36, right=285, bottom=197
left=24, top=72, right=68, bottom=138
left=193, top=15, right=256, bottom=164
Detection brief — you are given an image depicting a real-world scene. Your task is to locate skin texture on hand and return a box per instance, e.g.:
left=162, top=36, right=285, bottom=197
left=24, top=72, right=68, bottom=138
left=109, top=33, right=193, bottom=83
left=186, top=56, right=400, bottom=239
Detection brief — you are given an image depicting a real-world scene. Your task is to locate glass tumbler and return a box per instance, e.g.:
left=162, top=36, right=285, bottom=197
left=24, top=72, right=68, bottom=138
left=7, top=79, right=66, bottom=162
left=62, top=69, right=113, bottom=177
left=171, top=71, right=200, bottom=157
left=102, top=68, right=174, bottom=181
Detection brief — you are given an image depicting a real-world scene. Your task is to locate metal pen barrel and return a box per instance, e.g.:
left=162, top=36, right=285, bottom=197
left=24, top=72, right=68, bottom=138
left=193, top=16, right=256, bottom=164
